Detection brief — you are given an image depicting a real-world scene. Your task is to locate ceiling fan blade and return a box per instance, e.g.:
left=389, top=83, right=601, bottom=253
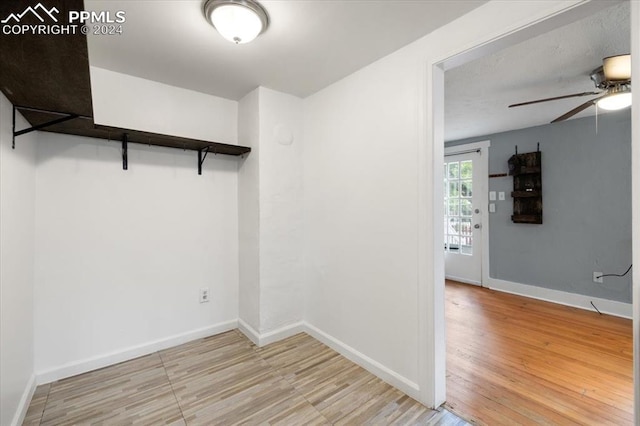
left=509, top=92, right=600, bottom=108
left=550, top=95, right=606, bottom=123
left=603, top=54, right=631, bottom=81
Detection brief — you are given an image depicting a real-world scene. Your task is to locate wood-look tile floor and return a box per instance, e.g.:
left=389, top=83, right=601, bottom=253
left=445, top=280, right=633, bottom=425
left=24, top=330, right=469, bottom=425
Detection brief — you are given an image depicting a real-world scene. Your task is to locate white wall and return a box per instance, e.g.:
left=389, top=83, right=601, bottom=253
left=238, top=88, right=261, bottom=331
left=303, top=46, right=422, bottom=389
left=90, top=67, right=238, bottom=145
left=301, top=0, right=591, bottom=406
left=258, top=88, right=304, bottom=332
left=0, top=94, right=36, bottom=425
left=34, top=132, right=239, bottom=380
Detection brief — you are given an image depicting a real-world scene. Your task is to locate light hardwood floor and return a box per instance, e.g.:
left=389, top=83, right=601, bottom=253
left=24, top=330, right=469, bottom=425
left=445, top=280, right=633, bottom=425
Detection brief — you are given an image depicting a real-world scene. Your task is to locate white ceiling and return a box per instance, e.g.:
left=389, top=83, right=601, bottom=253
left=445, top=1, right=631, bottom=142
left=86, top=0, right=486, bottom=101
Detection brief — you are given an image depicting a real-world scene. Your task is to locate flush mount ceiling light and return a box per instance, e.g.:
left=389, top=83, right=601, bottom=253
left=204, top=0, right=269, bottom=44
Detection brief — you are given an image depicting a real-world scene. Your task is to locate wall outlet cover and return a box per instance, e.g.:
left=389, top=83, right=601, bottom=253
left=199, top=288, right=210, bottom=303
left=593, top=272, right=603, bottom=284
left=489, top=191, right=496, bottom=201
left=498, top=191, right=505, bottom=201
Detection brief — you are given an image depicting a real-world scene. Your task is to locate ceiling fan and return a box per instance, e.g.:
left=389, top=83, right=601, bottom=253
left=508, top=54, right=632, bottom=123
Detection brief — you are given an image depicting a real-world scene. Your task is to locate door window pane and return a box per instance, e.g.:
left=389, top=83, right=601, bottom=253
left=448, top=162, right=459, bottom=179
left=461, top=180, right=472, bottom=197
left=448, top=199, right=459, bottom=217
left=460, top=160, right=472, bottom=179
left=460, top=199, right=472, bottom=217
left=449, top=181, right=459, bottom=198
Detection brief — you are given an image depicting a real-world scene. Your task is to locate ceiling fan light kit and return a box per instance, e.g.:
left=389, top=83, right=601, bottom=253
left=597, top=87, right=632, bottom=111
left=204, top=0, right=269, bottom=44
left=602, top=54, right=632, bottom=81
left=509, top=54, right=632, bottom=122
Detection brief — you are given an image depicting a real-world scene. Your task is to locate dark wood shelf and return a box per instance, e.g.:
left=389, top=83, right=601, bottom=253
left=509, top=150, right=542, bottom=224
left=18, top=108, right=250, bottom=156
left=511, top=214, right=543, bottom=224
left=511, top=166, right=541, bottom=175
left=511, top=191, right=541, bottom=198
left=1, top=0, right=250, bottom=160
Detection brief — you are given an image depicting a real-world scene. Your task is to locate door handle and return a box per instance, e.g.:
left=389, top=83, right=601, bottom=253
left=474, top=224, right=481, bottom=229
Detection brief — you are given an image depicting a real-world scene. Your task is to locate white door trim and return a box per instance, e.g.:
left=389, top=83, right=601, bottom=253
left=444, top=141, right=490, bottom=288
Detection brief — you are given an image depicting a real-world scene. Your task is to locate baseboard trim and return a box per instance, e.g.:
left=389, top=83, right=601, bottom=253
left=487, top=277, right=632, bottom=319
left=260, top=322, right=305, bottom=346
left=445, top=275, right=481, bottom=286
left=11, top=373, right=36, bottom=426
left=36, top=319, right=238, bottom=384
left=236, top=320, right=419, bottom=400
left=30, top=318, right=421, bottom=416
left=237, top=319, right=305, bottom=347
left=304, top=323, right=420, bottom=401
left=237, top=318, right=260, bottom=346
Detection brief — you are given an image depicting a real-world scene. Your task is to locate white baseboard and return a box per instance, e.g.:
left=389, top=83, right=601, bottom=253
left=236, top=319, right=419, bottom=401
left=304, top=323, right=420, bottom=401
left=260, top=322, right=305, bottom=346
left=237, top=318, right=260, bottom=346
left=237, top=318, right=305, bottom=347
left=11, top=373, right=36, bottom=426
left=445, top=275, right=481, bottom=286
left=487, top=277, right=632, bottom=319
left=29, top=318, right=421, bottom=418
left=36, top=319, right=238, bottom=384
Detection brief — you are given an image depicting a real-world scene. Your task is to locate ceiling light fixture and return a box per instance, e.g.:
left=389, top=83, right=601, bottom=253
left=203, top=0, right=269, bottom=45
left=597, top=86, right=632, bottom=111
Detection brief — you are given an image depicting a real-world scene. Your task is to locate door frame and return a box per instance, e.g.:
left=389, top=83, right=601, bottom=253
left=444, top=140, right=490, bottom=287
left=417, top=0, right=638, bottom=415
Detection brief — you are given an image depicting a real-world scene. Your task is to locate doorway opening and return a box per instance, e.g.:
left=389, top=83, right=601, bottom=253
left=424, top=1, right=636, bottom=424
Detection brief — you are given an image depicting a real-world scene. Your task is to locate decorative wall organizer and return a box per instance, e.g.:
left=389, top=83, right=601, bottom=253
left=508, top=145, right=542, bottom=224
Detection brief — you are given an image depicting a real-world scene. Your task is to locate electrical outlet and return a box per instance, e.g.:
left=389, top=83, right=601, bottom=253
left=593, top=272, right=603, bottom=284
left=199, top=288, right=210, bottom=303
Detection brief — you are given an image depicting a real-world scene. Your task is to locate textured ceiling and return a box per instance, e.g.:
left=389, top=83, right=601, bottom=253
left=445, top=1, right=631, bottom=142
left=85, top=0, right=486, bottom=101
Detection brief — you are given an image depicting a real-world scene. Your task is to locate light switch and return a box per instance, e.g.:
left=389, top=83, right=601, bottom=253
left=498, top=191, right=505, bottom=201
left=489, top=203, right=496, bottom=213
left=489, top=191, right=496, bottom=201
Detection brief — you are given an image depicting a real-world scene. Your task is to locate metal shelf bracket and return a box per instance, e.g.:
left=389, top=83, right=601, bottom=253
left=122, top=133, right=128, bottom=170
left=12, top=105, right=80, bottom=149
left=198, top=146, right=210, bottom=175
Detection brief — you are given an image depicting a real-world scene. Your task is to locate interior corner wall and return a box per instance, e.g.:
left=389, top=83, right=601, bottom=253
left=89, top=66, right=238, bottom=145
left=0, top=93, right=36, bottom=425
left=257, top=87, right=304, bottom=332
left=237, top=87, right=304, bottom=337
left=33, top=131, right=239, bottom=379
left=447, top=111, right=632, bottom=303
left=238, top=88, right=261, bottom=332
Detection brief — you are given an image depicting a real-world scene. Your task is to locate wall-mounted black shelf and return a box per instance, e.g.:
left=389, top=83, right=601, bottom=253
left=1, top=0, right=250, bottom=175
left=509, top=148, right=542, bottom=224
left=13, top=106, right=251, bottom=173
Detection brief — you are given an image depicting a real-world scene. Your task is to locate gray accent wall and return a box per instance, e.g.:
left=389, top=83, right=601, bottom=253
left=447, top=110, right=631, bottom=303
